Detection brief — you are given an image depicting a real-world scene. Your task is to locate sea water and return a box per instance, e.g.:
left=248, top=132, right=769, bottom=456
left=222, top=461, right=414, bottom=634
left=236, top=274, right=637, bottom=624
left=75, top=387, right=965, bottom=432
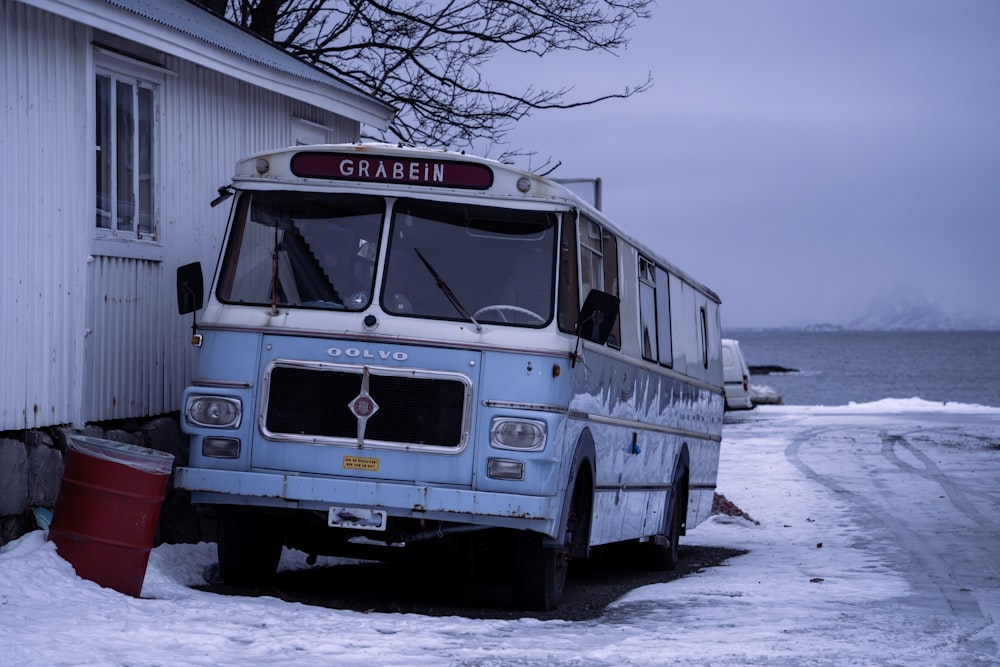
left=724, top=330, right=1000, bottom=408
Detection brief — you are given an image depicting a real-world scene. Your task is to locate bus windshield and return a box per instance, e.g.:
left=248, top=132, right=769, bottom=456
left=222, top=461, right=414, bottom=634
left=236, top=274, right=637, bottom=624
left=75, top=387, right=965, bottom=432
left=217, top=192, right=558, bottom=326
left=217, top=192, right=384, bottom=311
left=382, top=198, right=557, bottom=326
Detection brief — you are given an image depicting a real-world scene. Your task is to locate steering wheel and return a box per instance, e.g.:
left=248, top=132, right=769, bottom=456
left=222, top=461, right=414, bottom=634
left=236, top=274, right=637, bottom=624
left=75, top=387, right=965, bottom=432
left=472, top=304, right=545, bottom=324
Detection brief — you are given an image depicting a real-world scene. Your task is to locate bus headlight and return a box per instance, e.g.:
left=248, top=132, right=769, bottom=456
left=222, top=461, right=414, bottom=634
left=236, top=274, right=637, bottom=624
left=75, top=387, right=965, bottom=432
left=186, top=396, right=242, bottom=428
left=490, top=418, right=545, bottom=451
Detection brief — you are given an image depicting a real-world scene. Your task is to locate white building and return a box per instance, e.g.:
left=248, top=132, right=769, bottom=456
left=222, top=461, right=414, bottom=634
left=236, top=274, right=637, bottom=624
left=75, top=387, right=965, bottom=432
left=0, top=0, right=395, bottom=431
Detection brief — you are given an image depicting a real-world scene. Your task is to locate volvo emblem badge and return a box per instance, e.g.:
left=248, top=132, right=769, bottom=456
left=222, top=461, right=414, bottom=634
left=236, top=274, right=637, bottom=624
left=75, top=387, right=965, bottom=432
left=348, top=366, right=379, bottom=449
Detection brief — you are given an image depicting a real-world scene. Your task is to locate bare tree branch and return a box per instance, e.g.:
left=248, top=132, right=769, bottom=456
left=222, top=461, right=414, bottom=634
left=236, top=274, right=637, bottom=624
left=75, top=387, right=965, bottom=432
left=196, top=0, right=653, bottom=154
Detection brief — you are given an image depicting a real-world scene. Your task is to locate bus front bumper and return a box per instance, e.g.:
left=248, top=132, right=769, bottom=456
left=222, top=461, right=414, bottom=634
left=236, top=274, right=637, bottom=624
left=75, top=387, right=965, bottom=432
left=174, top=467, right=561, bottom=536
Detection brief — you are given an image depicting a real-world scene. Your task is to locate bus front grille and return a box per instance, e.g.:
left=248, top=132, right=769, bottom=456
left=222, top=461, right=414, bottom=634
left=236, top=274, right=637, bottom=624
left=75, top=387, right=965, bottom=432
left=263, top=364, right=469, bottom=448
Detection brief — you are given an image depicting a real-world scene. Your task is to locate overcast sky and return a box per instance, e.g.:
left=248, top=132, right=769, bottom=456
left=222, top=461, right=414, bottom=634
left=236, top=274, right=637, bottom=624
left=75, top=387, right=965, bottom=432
left=486, top=0, right=1000, bottom=329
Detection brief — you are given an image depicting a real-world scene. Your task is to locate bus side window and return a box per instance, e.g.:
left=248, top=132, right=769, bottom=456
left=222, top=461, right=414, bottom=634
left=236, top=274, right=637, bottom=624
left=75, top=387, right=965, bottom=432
left=655, top=266, right=673, bottom=367
left=580, top=217, right=603, bottom=302
left=601, top=227, right=621, bottom=349
left=639, top=256, right=657, bottom=361
left=571, top=215, right=621, bottom=347
left=557, top=212, right=580, bottom=334
left=668, top=273, right=693, bottom=373
left=700, top=305, right=709, bottom=369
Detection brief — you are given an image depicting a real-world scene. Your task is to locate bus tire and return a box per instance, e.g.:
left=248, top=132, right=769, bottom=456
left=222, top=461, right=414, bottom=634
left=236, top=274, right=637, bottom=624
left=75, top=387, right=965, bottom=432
left=217, top=510, right=283, bottom=587
left=510, top=477, right=586, bottom=610
left=511, top=532, right=566, bottom=611
left=641, top=477, right=686, bottom=571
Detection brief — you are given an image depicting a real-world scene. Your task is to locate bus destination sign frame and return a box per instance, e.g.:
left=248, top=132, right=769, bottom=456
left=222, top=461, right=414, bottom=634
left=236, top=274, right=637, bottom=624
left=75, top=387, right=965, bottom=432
left=291, top=152, right=494, bottom=190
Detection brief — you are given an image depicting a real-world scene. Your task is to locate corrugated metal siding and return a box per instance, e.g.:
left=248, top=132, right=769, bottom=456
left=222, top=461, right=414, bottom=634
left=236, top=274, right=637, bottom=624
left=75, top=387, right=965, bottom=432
left=85, top=256, right=165, bottom=419
left=2, top=1, right=89, bottom=430
left=3, top=0, right=360, bottom=430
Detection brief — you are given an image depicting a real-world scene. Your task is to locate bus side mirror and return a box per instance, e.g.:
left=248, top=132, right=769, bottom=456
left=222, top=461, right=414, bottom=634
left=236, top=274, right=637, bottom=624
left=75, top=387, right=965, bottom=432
left=176, top=262, right=204, bottom=315
left=577, top=289, right=619, bottom=345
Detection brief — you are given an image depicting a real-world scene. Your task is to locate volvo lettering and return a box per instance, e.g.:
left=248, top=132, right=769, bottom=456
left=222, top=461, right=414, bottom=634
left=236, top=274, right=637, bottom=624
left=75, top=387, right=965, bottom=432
left=327, top=347, right=408, bottom=361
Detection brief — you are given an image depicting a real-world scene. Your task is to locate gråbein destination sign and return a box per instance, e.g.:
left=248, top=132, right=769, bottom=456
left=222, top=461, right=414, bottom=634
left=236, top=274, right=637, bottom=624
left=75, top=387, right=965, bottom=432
left=290, top=152, right=494, bottom=189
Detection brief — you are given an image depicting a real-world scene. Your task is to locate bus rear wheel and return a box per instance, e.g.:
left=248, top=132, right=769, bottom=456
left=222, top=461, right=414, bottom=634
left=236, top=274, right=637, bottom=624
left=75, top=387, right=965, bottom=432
left=640, top=484, right=685, bottom=571
left=217, top=510, right=284, bottom=587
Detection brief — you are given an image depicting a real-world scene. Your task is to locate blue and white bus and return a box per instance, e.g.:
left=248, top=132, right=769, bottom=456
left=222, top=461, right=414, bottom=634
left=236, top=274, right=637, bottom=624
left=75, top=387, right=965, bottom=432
left=175, top=143, right=724, bottom=610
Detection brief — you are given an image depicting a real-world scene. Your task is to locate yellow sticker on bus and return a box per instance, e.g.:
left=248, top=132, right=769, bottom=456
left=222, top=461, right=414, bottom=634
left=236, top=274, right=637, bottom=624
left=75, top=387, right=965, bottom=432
left=342, top=455, right=379, bottom=472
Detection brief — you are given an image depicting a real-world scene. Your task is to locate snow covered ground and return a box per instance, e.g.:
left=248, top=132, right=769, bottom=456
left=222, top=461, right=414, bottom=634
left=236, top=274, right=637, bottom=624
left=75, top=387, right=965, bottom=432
left=2, top=399, right=998, bottom=666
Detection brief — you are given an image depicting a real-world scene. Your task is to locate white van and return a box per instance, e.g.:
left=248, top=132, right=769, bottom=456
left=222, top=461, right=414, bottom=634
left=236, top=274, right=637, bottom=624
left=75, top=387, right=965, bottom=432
left=721, top=338, right=753, bottom=410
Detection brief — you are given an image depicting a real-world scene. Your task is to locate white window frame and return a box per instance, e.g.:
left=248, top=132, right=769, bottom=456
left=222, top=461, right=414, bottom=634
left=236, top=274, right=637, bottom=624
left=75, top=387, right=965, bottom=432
left=91, top=49, right=165, bottom=260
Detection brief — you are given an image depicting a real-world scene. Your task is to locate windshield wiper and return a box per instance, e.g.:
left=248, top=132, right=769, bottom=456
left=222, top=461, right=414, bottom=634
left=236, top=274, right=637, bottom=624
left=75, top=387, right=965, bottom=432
left=413, top=248, right=482, bottom=332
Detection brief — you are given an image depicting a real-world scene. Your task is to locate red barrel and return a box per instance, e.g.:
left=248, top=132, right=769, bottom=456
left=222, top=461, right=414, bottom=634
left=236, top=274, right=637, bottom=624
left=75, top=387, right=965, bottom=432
left=49, top=436, right=175, bottom=597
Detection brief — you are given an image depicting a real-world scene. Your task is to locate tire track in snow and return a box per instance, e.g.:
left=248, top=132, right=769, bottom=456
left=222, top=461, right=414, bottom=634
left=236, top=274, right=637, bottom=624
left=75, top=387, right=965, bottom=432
left=784, top=426, right=993, bottom=650
left=879, top=431, right=999, bottom=533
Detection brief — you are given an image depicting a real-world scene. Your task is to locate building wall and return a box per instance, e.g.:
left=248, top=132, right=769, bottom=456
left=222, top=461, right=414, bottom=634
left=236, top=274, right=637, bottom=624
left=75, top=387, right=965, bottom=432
left=1, top=0, right=361, bottom=430
left=1, top=1, right=89, bottom=430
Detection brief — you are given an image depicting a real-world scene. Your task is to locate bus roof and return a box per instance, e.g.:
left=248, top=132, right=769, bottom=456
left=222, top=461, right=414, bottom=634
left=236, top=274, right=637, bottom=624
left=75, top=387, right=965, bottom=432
left=232, top=143, right=721, bottom=304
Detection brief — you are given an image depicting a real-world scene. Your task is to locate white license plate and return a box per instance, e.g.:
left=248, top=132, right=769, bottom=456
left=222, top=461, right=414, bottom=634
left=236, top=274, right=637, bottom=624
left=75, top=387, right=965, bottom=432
left=328, top=507, right=387, bottom=531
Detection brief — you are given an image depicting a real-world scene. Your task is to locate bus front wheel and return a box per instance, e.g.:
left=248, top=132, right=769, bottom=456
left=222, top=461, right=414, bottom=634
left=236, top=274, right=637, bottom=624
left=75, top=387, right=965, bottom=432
left=511, top=532, right=567, bottom=611
left=217, top=510, right=284, bottom=587
left=510, top=479, right=586, bottom=611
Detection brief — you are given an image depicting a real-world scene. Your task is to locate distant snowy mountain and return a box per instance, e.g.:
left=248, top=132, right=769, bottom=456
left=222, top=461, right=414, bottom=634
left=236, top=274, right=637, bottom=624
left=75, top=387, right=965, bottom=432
left=732, top=292, right=999, bottom=332
left=802, top=322, right=845, bottom=332
left=846, top=292, right=994, bottom=331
